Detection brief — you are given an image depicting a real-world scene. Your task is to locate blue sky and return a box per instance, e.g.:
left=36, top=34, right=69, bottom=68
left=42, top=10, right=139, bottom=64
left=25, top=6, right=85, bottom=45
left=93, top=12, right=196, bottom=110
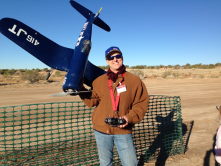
left=0, top=0, right=220, bottom=69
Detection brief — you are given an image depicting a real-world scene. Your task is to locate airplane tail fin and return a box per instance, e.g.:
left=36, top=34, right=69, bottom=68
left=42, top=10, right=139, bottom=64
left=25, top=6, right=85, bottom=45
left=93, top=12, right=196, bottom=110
left=70, top=0, right=110, bottom=32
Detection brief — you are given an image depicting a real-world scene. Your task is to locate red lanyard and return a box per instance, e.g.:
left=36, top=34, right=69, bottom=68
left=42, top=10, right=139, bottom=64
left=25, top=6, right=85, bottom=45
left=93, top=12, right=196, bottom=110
left=108, top=73, right=125, bottom=113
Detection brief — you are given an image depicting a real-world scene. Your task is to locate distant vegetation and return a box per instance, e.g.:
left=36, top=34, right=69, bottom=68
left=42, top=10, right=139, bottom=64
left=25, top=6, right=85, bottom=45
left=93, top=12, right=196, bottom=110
left=20, top=70, right=43, bottom=83
left=128, top=63, right=221, bottom=69
left=0, top=63, right=221, bottom=77
left=98, top=63, right=221, bottom=70
left=0, top=68, right=49, bottom=83
left=0, top=63, right=221, bottom=84
left=0, top=68, right=49, bottom=77
left=97, top=65, right=130, bottom=70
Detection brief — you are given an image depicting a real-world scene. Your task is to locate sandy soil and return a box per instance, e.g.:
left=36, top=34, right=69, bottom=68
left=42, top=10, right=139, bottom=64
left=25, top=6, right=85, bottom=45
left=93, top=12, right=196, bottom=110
left=143, top=78, right=221, bottom=166
left=0, top=78, right=221, bottom=166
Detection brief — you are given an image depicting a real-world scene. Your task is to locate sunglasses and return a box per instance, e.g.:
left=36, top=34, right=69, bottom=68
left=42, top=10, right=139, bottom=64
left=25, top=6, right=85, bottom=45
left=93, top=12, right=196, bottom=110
left=107, top=54, right=122, bottom=61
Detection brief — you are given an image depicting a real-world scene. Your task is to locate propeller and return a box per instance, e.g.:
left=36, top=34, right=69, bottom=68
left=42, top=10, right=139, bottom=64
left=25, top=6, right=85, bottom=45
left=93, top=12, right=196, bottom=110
left=45, top=72, right=51, bottom=80
left=45, top=69, right=54, bottom=80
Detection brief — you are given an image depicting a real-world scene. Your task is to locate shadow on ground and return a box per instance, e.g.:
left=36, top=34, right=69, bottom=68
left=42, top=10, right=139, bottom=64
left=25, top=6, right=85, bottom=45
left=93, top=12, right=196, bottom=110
left=203, top=133, right=220, bottom=166
left=137, top=118, right=194, bottom=166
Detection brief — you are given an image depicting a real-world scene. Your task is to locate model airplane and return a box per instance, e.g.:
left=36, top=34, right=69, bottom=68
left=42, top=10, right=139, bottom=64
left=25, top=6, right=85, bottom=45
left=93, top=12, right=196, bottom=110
left=0, top=0, right=110, bottom=96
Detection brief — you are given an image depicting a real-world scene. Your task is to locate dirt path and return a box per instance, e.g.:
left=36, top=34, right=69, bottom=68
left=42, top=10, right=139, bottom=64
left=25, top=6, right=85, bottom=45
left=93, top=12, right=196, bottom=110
left=1, top=78, right=221, bottom=165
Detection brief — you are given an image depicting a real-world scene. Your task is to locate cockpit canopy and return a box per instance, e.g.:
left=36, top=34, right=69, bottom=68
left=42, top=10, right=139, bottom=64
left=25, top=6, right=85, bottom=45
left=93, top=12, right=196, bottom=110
left=81, top=40, right=91, bottom=55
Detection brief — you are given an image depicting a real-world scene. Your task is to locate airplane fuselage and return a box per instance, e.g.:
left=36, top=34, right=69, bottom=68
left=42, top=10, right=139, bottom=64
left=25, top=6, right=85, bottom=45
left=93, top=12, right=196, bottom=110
left=62, top=19, right=92, bottom=92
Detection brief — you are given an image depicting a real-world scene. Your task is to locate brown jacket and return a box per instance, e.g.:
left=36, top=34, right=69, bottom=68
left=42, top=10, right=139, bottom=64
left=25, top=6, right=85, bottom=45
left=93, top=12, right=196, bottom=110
left=79, top=71, right=149, bottom=134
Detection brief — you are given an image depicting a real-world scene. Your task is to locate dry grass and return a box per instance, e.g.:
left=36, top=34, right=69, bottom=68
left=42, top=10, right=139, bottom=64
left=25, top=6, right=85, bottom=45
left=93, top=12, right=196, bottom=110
left=0, top=68, right=221, bottom=89
left=128, top=68, right=221, bottom=79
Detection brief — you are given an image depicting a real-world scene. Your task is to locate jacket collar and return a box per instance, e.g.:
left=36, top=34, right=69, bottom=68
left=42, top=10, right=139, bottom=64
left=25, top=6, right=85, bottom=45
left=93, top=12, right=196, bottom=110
left=105, top=72, right=126, bottom=87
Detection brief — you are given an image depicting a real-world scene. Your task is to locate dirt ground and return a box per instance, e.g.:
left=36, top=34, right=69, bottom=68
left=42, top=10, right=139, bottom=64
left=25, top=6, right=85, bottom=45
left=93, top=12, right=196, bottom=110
left=0, top=78, right=221, bottom=166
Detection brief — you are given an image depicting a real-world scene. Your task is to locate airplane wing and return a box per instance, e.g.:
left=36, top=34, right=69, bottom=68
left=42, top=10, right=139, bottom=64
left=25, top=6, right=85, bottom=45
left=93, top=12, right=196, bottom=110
left=84, top=61, right=106, bottom=87
left=0, top=18, right=73, bottom=71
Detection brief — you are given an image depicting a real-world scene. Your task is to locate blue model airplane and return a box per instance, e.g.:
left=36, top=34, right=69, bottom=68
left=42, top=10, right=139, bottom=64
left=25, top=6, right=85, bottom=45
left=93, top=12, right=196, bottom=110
left=0, top=0, right=110, bottom=96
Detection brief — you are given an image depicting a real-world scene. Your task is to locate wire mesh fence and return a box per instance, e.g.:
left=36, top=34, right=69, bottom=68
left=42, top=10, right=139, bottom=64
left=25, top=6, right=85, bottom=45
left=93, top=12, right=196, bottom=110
left=134, top=95, right=184, bottom=165
left=0, top=95, right=184, bottom=165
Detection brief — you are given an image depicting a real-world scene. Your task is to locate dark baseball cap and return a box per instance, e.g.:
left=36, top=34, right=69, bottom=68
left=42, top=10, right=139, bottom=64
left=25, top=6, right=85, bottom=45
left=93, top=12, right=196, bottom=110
left=105, top=46, right=122, bottom=59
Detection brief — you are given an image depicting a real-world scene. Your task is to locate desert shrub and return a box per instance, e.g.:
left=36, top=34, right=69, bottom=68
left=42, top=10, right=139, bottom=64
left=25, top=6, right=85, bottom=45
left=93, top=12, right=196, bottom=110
left=35, top=68, right=41, bottom=72
left=174, top=65, right=180, bottom=69
left=208, top=64, right=215, bottom=69
left=155, top=66, right=160, bottom=69
left=146, top=66, right=155, bottom=69
left=198, top=74, right=205, bottom=78
left=54, top=71, right=61, bottom=77
left=210, top=74, right=219, bottom=78
left=18, top=69, right=26, bottom=73
left=151, top=74, right=158, bottom=78
left=215, top=63, right=221, bottom=66
left=130, top=69, right=144, bottom=77
left=43, top=68, right=49, bottom=72
left=162, top=71, right=180, bottom=78
left=21, top=70, right=43, bottom=83
left=3, top=69, right=17, bottom=77
left=172, top=72, right=180, bottom=78
left=98, top=65, right=109, bottom=70
left=162, top=71, right=172, bottom=78
left=184, top=63, right=191, bottom=69
left=167, top=65, right=173, bottom=68
left=0, top=69, right=17, bottom=76
left=0, top=69, right=8, bottom=75
left=130, top=65, right=147, bottom=69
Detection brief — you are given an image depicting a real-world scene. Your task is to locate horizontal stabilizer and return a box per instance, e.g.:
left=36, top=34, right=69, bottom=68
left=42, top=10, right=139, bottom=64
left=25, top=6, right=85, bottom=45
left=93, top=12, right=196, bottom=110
left=70, top=0, right=92, bottom=20
left=49, top=90, right=92, bottom=97
left=93, top=17, right=111, bottom=32
left=70, top=0, right=110, bottom=32
left=84, top=61, right=106, bottom=87
left=0, top=18, right=74, bottom=71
